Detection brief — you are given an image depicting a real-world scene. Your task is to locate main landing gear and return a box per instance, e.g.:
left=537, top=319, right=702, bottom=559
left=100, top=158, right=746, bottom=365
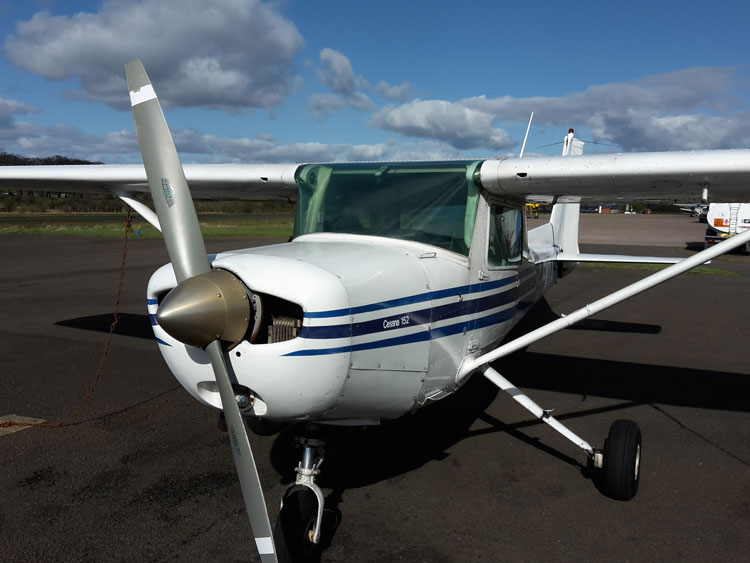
left=601, top=419, right=641, bottom=500
left=274, top=435, right=326, bottom=563
left=483, top=366, right=641, bottom=501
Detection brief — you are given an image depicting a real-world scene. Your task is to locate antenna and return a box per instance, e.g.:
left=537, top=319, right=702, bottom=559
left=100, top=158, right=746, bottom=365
left=519, top=112, right=533, bottom=158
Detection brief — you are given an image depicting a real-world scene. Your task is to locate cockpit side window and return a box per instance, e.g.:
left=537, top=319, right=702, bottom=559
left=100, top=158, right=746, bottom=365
left=488, top=204, right=523, bottom=267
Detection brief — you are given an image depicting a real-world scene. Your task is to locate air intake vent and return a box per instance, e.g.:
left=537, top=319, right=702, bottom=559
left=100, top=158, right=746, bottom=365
left=242, top=292, right=303, bottom=345
left=268, top=316, right=302, bottom=343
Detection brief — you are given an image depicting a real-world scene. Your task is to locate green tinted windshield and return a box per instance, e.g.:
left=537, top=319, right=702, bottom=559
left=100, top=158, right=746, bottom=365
left=293, top=161, right=482, bottom=255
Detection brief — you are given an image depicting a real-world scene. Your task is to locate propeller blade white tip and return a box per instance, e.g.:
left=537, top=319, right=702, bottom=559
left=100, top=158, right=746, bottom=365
left=129, top=84, right=156, bottom=107
left=255, top=537, right=275, bottom=555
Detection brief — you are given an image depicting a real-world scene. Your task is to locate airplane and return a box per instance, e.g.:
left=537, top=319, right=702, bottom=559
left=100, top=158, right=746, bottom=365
left=675, top=201, right=710, bottom=221
left=673, top=184, right=711, bottom=221
left=1, top=60, right=750, bottom=562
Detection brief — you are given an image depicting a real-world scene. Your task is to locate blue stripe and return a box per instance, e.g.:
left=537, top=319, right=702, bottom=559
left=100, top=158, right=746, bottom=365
left=286, top=330, right=432, bottom=357
left=284, top=307, right=516, bottom=357
left=149, top=314, right=158, bottom=326
left=147, top=298, right=158, bottom=305
left=300, top=285, right=518, bottom=340
left=156, top=337, right=172, bottom=347
left=303, top=277, right=517, bottom=319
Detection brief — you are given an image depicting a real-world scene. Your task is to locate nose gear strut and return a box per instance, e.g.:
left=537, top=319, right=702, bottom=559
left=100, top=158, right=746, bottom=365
left=279, top=436, right=326, bottom=545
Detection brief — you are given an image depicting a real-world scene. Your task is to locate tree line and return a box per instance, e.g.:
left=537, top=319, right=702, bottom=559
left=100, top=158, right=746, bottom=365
left=0, top=151, right=101, bottom=166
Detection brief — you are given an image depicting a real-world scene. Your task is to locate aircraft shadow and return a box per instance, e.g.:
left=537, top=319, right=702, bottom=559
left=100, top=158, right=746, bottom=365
left=510, top=297, right=661, bottom=336
left=55, top=313, right=154, bottom=340
left=685, top=241, right=707, bottom=251
left=270, top=374, right=502, bottom=490
left=500, top=297, right=747, bottom=413
left=499, top=351, right=750, bottom=413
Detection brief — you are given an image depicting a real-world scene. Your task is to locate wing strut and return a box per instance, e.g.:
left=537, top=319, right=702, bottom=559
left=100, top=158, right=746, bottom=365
left=483, top=366, right=595, bottom=455
left=458, top=225, right=750, bottom=382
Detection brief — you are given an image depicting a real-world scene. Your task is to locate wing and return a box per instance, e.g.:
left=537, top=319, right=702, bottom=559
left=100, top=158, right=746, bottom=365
left=3, top=149, right=750, bottom=230
left=0, top=163, right=299, bottom=200
left=4, top=149, right=750, bottom=201
left=0, top=162, right=300, bottom=231
left=480, top=150, right=750, bottom=200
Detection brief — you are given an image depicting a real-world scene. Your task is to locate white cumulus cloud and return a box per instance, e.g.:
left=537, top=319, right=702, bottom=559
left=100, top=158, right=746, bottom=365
left=309, top=48, right=412, bottom=119
left=316, top=48, right=368, bottom=96
left=0, top=97, right=39, bottom=129
left=370, top=100, right=513, bottom=151
left=460, top=67, right=750, bottom=151
left=3, top=0, right=305, bottom=111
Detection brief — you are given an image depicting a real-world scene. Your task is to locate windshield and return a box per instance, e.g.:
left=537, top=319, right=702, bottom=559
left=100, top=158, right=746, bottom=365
left=293, top=161, right=482, bottom=255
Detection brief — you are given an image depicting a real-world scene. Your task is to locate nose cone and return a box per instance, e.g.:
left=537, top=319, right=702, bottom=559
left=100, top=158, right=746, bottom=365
left=156, top=269, right=250, bottom=349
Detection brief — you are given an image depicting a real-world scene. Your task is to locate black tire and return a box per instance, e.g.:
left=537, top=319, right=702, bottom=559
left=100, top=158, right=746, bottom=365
left=602, top=419, right=641, bottom=501
left=274, top=489, right=321, bottom=563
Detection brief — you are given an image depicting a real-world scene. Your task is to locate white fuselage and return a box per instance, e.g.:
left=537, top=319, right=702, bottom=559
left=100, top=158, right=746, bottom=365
left=146, top=228, right=551, bottom=424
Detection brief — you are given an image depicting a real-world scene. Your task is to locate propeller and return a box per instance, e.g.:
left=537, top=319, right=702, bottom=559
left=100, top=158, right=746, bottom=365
left=125, top=60, right=278, bottom=562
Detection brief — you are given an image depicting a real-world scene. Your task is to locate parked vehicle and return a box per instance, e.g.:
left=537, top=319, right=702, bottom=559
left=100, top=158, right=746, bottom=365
left=705, top=203, right=750, bottom=253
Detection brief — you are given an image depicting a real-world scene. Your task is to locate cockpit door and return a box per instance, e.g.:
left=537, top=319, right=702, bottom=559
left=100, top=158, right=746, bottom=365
left=465, top=196, right=524, bottom=355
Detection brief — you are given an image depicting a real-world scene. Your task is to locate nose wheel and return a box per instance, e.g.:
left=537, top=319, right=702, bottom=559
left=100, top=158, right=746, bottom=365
left=274, top=436, right=325, bottom=562
left=274, top=488, right=321, bottom=562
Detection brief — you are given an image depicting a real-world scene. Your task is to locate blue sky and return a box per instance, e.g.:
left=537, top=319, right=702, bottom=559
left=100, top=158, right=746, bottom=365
left=0, top=0, right=748, bottom=164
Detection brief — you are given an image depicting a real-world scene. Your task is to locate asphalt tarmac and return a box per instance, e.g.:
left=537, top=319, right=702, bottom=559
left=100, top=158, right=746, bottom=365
left=1, top=215, right=748, bottom=563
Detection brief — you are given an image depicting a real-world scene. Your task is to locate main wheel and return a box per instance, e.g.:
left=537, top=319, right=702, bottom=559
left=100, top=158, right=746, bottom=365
left=274, top=489, right=321, bottom=563
left=602, top=419, right=641, bottom=501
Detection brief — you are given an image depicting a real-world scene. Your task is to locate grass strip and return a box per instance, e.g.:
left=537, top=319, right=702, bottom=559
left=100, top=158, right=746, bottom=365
left=579, top=261, right=737, bottom=276
left=0, top=216, right=294, bottom=238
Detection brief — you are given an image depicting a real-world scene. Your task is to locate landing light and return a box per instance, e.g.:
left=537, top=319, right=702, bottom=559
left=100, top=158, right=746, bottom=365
left=233, top=384, right=255, bottom=409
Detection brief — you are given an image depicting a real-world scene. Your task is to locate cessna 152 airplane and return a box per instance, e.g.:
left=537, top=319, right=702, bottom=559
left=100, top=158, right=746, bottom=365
left=2, top=60, right=750, bottom=562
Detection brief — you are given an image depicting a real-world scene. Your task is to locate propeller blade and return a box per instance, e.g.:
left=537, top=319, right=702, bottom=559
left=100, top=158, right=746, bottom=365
left=125, top=59, right=208, bottom=284
left=126, top=59, right=278, bottom=562
left=206, top=341, right=277, bottom=561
